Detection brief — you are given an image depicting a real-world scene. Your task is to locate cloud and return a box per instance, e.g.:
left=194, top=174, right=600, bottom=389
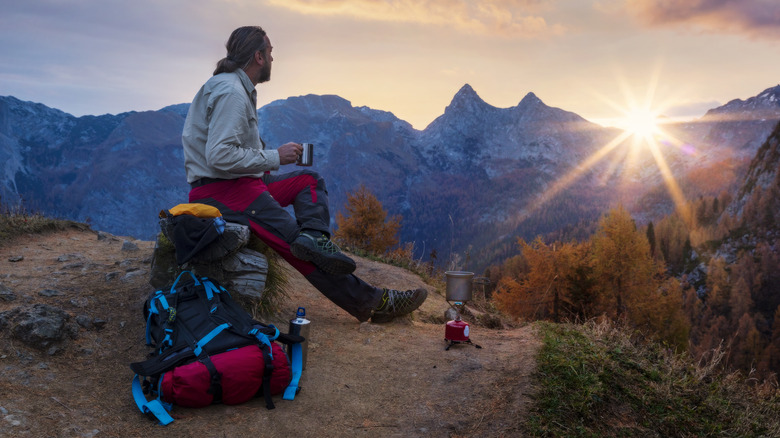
left=664, top=99, right=722, bottom=118
left=265, top=0, right=566, bottom=37
left=0, top=0, right=257, bottom=116
left=624, top=0, right=780, bottom=39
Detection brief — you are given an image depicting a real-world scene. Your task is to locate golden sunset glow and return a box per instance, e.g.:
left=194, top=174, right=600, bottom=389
left=618, top=107, right=661, bottom=139
left=607, top=93, right=692, bottom=225
left=518, top=76, right=697, bottom=227
left=2, top=1, right=778, bottom=131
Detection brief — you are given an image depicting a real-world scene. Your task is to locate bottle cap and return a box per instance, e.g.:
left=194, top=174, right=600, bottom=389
left=296, top=307, right=306, bottom=318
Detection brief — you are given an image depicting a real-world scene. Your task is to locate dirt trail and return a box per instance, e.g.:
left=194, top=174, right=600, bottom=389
left=0, top=228, right=539, bottom=437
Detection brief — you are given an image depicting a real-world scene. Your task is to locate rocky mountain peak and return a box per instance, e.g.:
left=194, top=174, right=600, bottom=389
left=518, top=91, right=543, bottom=107
left=159, top=103, right=190, bottom=118
left=757, top=84, right=780, bottom=101
left=268, top=94, right=353, bottom=116
left=454, top=83, right=479, bottom=100
left=705, top=85, right=780, bottom=118
left=444, top=84, right=494, bottom=116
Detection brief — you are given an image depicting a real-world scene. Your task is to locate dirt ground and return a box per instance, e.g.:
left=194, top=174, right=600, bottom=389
left=0, top=228, right=539, bottom=438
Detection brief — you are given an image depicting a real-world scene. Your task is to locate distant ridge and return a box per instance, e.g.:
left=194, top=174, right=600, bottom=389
left=2, top=83, right=779, bottom=269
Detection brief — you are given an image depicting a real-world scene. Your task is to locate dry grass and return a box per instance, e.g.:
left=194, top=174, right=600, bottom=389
left=524, top=319, right=780, bottom=437
left=0, top=206, right=88, bottom=248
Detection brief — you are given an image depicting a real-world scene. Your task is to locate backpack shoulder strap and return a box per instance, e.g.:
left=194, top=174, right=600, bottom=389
left=131, top=374, right=174, bottom=425
left=283, top=342, right=304, bottom=401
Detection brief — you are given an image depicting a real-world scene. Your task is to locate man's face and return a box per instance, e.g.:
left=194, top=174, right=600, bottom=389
left=258, top=36, right=273, bottom=83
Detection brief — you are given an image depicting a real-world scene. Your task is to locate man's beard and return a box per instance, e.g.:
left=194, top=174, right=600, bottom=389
left=258, top=63, right=271, bottom=83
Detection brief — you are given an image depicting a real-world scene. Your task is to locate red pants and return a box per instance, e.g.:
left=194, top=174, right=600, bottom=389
left=189, top=171, right=381, bottom=321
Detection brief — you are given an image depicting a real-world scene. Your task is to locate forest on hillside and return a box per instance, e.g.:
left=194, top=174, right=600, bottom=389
left=486, top=154, right=780, bottom=378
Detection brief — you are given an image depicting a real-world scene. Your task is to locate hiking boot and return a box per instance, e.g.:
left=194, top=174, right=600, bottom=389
left=290, top=231, right=356, bottom=276
left=371, top=288, right=428, bottom=323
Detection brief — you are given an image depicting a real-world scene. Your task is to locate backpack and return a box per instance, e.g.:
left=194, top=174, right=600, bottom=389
left=130, top=271, right=304, bottom=425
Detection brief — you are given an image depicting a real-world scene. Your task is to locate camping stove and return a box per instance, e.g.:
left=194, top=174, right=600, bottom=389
left=444, top=303, right=482, bottom=350
left=444, top=271, right=482, bottom=351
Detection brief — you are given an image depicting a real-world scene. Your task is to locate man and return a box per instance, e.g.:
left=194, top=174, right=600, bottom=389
left=181, top=26, right=426, bottom=323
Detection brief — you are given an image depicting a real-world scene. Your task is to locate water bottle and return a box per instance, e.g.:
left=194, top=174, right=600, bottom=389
left=287, top=307, right=310, bottom=370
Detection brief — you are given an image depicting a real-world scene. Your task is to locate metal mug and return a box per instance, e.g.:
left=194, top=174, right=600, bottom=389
left=298, top=143, right=313, bottom=166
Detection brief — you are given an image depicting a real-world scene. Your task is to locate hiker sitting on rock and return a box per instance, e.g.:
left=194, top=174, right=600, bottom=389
left=181, top=25, right=426, bottom=323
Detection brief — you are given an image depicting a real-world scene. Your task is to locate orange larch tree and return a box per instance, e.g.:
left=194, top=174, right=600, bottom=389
left=334, top=184, right=401, bottom=255
left=494, top=237, right=587, bottom=322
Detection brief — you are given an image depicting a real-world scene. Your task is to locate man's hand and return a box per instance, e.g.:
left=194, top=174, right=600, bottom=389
left=277, top=142, right=303, bottom=165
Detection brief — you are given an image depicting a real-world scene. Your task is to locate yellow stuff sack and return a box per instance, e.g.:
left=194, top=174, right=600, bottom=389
left=160, top=203, right=222, bottom=219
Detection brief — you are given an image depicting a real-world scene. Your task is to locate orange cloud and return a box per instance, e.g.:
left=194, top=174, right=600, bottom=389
left=266, top=0, right=565, bottom=38
left=625, top=0, right=780, bottom=39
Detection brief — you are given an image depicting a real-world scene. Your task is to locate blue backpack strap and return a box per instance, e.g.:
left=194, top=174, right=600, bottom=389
left=249, top=328, right=276, bottom=359
left=267, top=325, right=280, bottom=341
left=132, top=374, right=174, bottom=426
left=202, top=279, right=222, bottom=301
left=283, top=342, right=304, bottom=401
left=170, top=270, right=199, bottom=293
left=158, top=328, right=174, bottom=354
left=193, top=323, right=230, bottom=356
left=153, top=294, right=169, bottom=311
left=146, top=292, right=168, bottom=345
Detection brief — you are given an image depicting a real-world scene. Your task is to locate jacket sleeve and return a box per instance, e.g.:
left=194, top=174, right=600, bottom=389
left=204, top=88, right=280, bottom=174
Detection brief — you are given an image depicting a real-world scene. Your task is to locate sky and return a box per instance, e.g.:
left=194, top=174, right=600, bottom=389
left=2, top=0, right=780, bottom=130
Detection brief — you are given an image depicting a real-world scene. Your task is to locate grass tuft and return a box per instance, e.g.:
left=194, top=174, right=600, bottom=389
left=0, top=204, right=88, bottom=248
left=242, top=234, right=289, bottom=318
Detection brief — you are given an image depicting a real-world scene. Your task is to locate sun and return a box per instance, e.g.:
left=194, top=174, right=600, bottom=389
left=618, top=107, right=661, bottom=138
left=516, top=68, right=700, bottom=230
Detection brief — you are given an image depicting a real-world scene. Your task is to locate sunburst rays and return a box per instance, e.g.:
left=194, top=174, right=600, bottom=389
left=519, top=69, right=699, bottom=227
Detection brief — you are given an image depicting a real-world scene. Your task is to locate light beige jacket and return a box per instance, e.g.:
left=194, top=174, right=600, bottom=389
left=182, top=69, right=280, bottom=183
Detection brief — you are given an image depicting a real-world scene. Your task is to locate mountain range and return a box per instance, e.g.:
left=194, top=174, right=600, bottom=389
left=2, top=83, right=779, bottom=271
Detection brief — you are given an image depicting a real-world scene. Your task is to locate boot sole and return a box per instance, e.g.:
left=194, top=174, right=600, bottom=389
left=371, top=288, right=428, bottom=323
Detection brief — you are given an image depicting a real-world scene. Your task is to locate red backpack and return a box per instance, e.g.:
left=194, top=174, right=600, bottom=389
left=130, top=271, right=304, bottom=425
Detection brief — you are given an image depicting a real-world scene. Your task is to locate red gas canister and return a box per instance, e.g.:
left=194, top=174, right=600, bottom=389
left=445, top=319, right=470, bottom=342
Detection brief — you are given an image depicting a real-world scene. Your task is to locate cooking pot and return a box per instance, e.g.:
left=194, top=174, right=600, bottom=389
left=445, top=271, right=474, bottom=302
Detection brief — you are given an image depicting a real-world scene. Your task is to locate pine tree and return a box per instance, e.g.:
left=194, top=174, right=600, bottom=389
left=731, top=312, right=762, bottom=372
left=729, top=277, right=753, bottom=327
left=705, top=257, right=731, bottom=316
left=696, top=198, right=708, bottom=226
left=682, top=238, right=692, bottom=266
left=567, top=259, right=598, bottom=320
left=634, top=276, right=689, bottom=351
left=646, top=221, right=656, bottom=258
left=334, top=184, right=401, bottom=255
left=493, top=238, right=588, bottom=322
left=591, top=205, right=656, bottom=319
left=760, top=306, right=780, bottom=371
left=588, top=206, right=690, bottom=347
left=493, top=276, right=525, bottom=318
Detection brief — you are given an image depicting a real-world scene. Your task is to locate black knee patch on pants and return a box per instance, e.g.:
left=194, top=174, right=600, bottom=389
left=244, top=191, right=301, bottom=244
